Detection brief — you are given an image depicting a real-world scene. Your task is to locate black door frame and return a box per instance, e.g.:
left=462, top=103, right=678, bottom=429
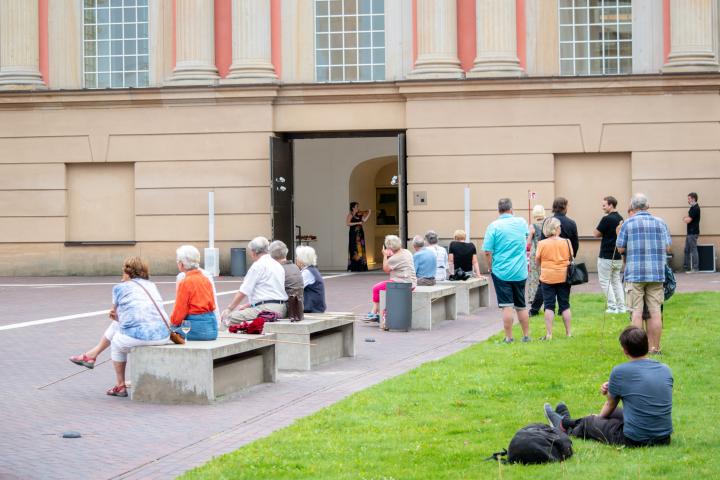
left=271, top=130, right=409, bottom=252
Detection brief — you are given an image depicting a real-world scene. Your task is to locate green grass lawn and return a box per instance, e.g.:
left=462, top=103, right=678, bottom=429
left=182, top=293, right=720, bottom=480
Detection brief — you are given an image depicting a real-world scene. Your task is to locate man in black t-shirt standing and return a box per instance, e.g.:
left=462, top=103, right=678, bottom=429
left=683, top=192, right=701, bottom=273
left=593, top=196, right=625, bottom=313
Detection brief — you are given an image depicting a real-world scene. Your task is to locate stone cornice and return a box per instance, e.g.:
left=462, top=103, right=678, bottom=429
left=0, top=73, right=718, bottom=109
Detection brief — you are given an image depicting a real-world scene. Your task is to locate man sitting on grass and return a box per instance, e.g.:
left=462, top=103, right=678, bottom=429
left=543, top=326, right=673, bottom=447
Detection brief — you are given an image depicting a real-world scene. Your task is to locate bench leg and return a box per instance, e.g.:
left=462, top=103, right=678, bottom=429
left=262, top=345, right=277, bottom=383
left=342, top=323, right=355, bottom=357
left=447, top=294, right=457, bottom=320
left=479, top=285, right=490, bottom=308
left=412, top=298, right=433, bottom=330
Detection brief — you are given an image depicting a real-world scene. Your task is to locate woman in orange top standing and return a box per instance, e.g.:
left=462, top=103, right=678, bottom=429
left=170, top=245, right=218, bottom=341
left=535, top=217, right=573, bottom=340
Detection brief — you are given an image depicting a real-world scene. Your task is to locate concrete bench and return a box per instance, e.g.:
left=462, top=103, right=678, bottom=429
left=438, top=277, right=490, bottom=314
left=129, top=335, right=277, bottom=404
left=380, top=284, right=457, bottom=330
left=263, top=312, right=355, bottom=370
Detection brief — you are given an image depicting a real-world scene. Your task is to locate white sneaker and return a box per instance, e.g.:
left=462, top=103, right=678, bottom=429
left=605, top=308, right=618, bottom=314
left=616, top=307, right=627, bottom=314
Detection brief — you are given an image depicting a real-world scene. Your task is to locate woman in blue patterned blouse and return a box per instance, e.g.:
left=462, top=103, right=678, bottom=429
left=69, top=257, right=169, bottom=397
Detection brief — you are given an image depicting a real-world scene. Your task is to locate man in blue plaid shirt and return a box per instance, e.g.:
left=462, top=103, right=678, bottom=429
left=616, top=194, right=672, bottom=354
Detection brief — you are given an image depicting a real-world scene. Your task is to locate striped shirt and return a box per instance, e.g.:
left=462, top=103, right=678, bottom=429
left=616, top=211, right=671, bottom=283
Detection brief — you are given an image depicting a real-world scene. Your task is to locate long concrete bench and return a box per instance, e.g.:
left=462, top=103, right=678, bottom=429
left=380, top=284, right=457, bottom=330
left=438, top=277, right=490, bottom=315
left=129, top=335, right=277, bottom=404
left=262, top=312, right=355, bottom=370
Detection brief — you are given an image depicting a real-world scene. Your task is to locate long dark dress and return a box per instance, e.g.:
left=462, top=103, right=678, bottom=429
left=348, top=214, right=368, bottom=271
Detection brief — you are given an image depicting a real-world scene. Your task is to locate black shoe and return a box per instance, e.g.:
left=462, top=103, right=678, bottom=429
left=555, top=402, right=570, bottom=420
left=544, top=403, right=563, bottom=429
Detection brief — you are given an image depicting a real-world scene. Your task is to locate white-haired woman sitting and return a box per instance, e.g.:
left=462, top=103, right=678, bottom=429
left=295, top=246, right=326, bottom=313
left=170, top=245, right=218, bottom=340
left=367, top=235, right=416, bottom=322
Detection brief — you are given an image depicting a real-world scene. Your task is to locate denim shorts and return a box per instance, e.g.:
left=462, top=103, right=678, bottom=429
left=179, top=312, right=218, bottom=341
left=492, top=273, right=527, bottom=309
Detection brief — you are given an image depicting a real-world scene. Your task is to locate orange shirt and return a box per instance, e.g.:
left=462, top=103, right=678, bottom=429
left=170, top=269, right=217, bottom=325
left=536, top=237, right=573, bottom=285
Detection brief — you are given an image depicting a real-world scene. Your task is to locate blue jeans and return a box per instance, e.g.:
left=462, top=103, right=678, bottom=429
left=178, top=312, right=218, bottom=341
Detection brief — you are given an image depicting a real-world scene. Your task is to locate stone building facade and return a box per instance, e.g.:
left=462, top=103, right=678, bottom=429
left=0, top=0, right=718, bottom=274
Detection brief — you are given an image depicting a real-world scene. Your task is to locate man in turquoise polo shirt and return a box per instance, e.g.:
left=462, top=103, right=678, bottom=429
left=482, top=198, right=531, bottom=343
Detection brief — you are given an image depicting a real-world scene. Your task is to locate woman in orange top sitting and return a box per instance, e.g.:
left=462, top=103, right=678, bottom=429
left=535, top=217, right=573, bottom=340
left=170, top=245, right=218, bottom=341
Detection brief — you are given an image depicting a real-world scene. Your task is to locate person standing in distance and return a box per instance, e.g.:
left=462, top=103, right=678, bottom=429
left=683, top=192, right=701, bottom=273
left=593, top=196, right=625, bottom=314
left=616, top=194, right=672, bottom=354
left=482, top=198, right=531, bottom=343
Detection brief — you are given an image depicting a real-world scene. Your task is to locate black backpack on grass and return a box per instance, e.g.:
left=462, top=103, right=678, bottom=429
left=488, top=423, right=573, bottom=465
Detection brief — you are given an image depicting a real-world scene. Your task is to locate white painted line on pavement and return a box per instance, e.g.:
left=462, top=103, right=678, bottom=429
left=0, top=289, right=239, bottom=332
left=0, top=273, right=350, bottom=332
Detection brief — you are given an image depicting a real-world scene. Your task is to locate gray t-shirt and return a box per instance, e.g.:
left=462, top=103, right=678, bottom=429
left=608, top=358, right=673, bottom=442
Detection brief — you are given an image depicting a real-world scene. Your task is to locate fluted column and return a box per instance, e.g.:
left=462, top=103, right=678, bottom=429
left=468, top=0, right=522, bottom=77
left=0, top=0, right=45, bottom=88
left=222, top=0, right=277, bottom=83
left=408, top=0, right=463, bottom=79
left=663, top=0, right=719, bottom=72
left=168, top=0, right=219, bottom=85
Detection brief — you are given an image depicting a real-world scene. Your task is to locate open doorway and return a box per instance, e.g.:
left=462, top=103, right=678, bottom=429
left=270, top=132, right=406, bottom=271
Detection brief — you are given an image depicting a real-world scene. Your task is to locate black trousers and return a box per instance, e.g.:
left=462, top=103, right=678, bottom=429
left=530, top=283, right=544, bottom=313
left=567, top=408, right=625, bottom=445
left=566, top=408, right=671, bottom=447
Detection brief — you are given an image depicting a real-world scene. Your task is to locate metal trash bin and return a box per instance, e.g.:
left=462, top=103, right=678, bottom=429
left=385, top=282, right=412, bottom=331
left=230, top=248, right=247, bottom=277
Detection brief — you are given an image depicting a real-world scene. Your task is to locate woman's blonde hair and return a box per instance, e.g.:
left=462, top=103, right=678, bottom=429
left=542, top=217, right=562, bottom=238
left=453, top=230, right=466, bottom=241
left=123, top=256, right=149, bottom=279
left=384, top=235, right=402, bottom=251
left=532, top=204, right=546, bottom=220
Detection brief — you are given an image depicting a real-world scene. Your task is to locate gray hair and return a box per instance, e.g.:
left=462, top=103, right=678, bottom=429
left=268, top=240, right=288, bottom=260
left=248, top=236, right=270, bottom=255
left=424, top=230, right=439, bottom=245
left=498, top=198, right=513, bottom=213
left=295, top=245, right=317, bottom=267
left=412, top=235, right=425, bottom=248
left=630, top=193, right=649, bottom=211
left=176, top=245, right=201, bottom=270
left=384, top=234, right=402, bottom=252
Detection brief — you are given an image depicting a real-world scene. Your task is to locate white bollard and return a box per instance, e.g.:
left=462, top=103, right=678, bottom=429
left=204, top=247, right=220, bottom=277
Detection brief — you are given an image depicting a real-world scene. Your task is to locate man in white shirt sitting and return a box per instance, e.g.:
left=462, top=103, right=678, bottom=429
left=221, top=236, right=287, bottom=326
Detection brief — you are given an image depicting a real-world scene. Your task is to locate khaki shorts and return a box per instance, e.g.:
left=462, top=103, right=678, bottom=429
left=626, top=282, right=664, bottom=313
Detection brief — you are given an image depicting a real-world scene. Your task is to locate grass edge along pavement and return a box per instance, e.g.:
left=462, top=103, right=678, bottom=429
left=182, top=293, right=720, bottom=480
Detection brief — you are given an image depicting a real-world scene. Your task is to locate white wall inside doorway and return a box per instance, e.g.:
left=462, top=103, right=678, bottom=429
left=294, top=136, right=397, bottom=270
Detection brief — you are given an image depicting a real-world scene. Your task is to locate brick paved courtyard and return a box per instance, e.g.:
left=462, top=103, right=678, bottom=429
left=1, top=272, right=718, bottom=479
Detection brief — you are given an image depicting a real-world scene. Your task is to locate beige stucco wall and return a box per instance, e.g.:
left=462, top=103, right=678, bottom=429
left=0, top=76, right=719, bottom=275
